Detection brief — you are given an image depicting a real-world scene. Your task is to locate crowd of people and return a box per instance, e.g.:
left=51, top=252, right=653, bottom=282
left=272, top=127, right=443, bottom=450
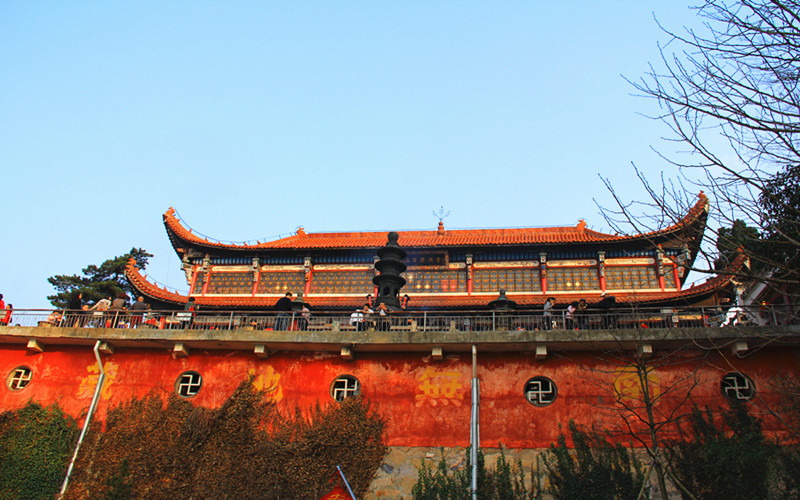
left=0, top=289, right=619, bottom=331
left=35, top=292, right=157, bottom=329
left=0, top=289, right=758, bottom=331
left=558, top=293, right=618, bottom=330
left=349, top=302, right=394, bottom=331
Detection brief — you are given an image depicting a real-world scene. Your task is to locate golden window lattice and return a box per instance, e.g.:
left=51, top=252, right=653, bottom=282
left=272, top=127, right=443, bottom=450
left=472, top=269, right=540, bottom=293
left=309, top=271, right=374, bottom=294
left=405, top=270, right=467, bottom=293
left=206, top=272, right=253, bottom=294
left=192, top=272, right=205, bottom=294
left=547, top=267, right=599, bottom=292
left=663, top=269, right=677, bottom=289
left=257, top=271, right=305, bottom=294
left=605, top=266, right=659, bottom=290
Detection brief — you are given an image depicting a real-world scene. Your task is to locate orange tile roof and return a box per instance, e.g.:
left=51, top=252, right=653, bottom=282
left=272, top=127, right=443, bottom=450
left=162, top=193, right=709, bottom=252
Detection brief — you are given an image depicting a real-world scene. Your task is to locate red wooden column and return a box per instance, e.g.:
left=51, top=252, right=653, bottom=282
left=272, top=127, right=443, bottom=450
left=539, top=252, right=548, bottom=294
left=303, top=257, right=312, bottom=297
left=200, top=256, right=211, bottom=296
left=672, top=263, right=680, bottom=290
left=373, top=256, right=380, bottom=296
left=466, top=254, right=473, bottom=295
left=598, top=251, right=606, bottom=292
left=252, top=258, right=260, bottom=296
left=188, top=266, right=200, bottom=296
left=657, top=248, right=666, bottom=291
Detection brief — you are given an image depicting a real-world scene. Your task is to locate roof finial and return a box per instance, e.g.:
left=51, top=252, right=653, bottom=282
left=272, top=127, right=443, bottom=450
left=433, top=206, right=451, bottom=231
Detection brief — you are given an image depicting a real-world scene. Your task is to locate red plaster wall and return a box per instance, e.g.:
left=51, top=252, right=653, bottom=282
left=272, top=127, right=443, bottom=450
left=0, top=345, right=797, bottom=448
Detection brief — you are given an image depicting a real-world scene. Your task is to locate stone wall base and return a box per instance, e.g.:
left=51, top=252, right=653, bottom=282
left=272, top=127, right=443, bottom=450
left=365, top=446, right=679, bottom=499
left=365, top=446, right=543, bottom=499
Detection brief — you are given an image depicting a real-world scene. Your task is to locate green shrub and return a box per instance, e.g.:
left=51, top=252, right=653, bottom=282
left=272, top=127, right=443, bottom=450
left=669, top=402, right=774, bottom=500
left=541, top=420, right=646, bottom=500
left=0, top=402, right=80, bottom=500
left=411, top=446, right=541, bottom=499
left=64, top=380, right=387, bottom=499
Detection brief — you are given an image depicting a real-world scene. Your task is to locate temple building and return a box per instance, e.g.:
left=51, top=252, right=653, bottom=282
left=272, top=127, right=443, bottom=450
left=1, top=193, right=794, bottom=498
left=126, top=193, right=741, bottom=310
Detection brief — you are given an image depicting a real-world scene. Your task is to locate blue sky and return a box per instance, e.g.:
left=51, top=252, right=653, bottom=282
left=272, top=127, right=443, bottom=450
left=1, top=2, right=707, bottom=309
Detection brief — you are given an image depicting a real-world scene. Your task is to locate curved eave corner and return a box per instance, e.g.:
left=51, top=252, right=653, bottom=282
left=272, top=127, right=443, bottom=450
left=626, top=192, right=709, bottom=246
left=163, top=207, right=198, bottom=258
left=677, top=195, right=710, bottom=285
left=125, top=257, right=188, bottom=306
left=664, top=251, right=747, bottom=304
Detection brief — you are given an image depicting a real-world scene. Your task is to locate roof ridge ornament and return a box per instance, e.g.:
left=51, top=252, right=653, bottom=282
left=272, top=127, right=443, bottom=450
left=433, top=206, right=450, bottom=235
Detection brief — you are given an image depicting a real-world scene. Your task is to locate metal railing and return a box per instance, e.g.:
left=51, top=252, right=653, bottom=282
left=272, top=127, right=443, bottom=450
left=1, top=304, right=797, bottom=332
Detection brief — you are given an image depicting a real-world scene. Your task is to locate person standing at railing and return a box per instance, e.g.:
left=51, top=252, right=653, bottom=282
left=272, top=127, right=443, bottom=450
left=596, top=293, right=617, bottom=329
left=298, top=303, right=311, bottom=331
left=110, top=292, right=129, bottom=328
left=576, top=299, right=589, bottom=330
left=67, top=292, right=84, bottom=327
left=350, top=308, right=363, bottom=329
left=45, top=310, right=62, bottom=326
left=130, top=296, right=149, bottom=328
left=351, top=304, right=374, bottom=331
left=89, top=297, right=111, bottom=327
left=274, top=292, right=293, bottom=330
left=542, top=297, right=556, bottom=330
left=375, top=302, right=390, bottom=331
left=182, top=297, right=199, bottom=329
left=721, top=304, right=744, bottom=327
left=0, top=304, right=11, bottom=326
left=565, top=301, right=578, bottom=330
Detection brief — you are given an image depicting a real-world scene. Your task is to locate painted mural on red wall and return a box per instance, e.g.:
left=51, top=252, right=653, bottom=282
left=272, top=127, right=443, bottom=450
left=1, top=344, right=796, bottom=448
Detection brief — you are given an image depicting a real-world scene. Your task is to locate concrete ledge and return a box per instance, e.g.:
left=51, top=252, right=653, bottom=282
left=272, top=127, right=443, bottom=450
left=0, top=324, right=798, bottom=354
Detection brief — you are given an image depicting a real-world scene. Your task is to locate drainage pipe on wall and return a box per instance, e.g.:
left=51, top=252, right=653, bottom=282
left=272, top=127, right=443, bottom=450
left=58, top=340, right=106, bottom=499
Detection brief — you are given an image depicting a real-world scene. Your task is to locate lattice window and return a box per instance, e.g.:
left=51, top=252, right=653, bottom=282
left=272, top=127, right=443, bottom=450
left=473, top=269, right=540, bottom=293
left=6, top=367, right=31, bottom=391
left=524, top=376, right=557, bottom=407
left=206, top=272, right=253, bottom=294
left=405, top=270, right=467, bottom=293
left=257, top=271, right=305, bottom=294
left=175, top=371, right=203, bottom=398
left=192, top=272, right=205, bottom=294
left=330, top=375, right=360, bottom=402
left=547, top=267, right=598, bottom=292
left=721, top=372, right=755, bottom=401
left=309, top=271, right=374, bottom=294
left=663, top=269, right=677, bottom=289
left=605, top=266, right=659, bottom=290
